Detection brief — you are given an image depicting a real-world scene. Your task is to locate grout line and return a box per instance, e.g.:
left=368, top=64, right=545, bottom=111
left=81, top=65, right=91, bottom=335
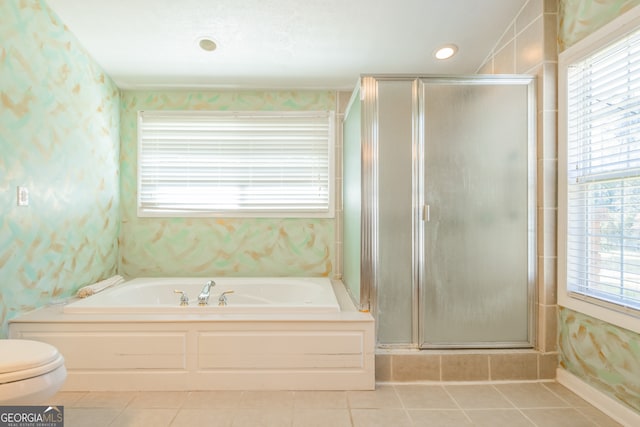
left=516, top=13, right=544, bottom=38
left=167, top=408, right=180, bottom=427
left=540, top=382, right=576, bottom=408
left=390, top=383, right=418, bottom=425
left=442, top=385, right=474, bottom=424
left=492, top=383, right=540, bottom=425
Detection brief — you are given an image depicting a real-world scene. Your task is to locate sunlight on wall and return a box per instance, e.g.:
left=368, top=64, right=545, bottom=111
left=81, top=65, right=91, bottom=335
left=118, top=91, right=336, bottom=278
left=0, top=0, right=120, bottom=337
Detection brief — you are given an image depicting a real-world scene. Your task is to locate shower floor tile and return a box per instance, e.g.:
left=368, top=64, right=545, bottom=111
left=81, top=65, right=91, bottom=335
left=48, top=382, right=625, bottom=426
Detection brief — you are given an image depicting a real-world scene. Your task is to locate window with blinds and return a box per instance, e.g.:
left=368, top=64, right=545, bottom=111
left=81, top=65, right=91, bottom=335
left=564, top=25, right=640, bottom=314
left=137, top=110, right=335, bottom=217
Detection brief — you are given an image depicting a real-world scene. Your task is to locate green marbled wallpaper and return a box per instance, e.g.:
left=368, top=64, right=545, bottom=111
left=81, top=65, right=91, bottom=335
left=119, top=91, right=336, bottom=278
left=559, top=308, right=640, bottom=412
left=0, top=0, right=120, bottom=337
left=559, top=0, right=640, bottom=50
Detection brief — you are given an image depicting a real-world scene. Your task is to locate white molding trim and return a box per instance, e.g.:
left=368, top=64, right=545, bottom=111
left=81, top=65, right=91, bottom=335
left=556, top=368, right=640, bottom=427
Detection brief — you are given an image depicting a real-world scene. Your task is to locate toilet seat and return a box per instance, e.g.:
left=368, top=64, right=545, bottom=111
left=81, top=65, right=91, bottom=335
left=0, top=340, right=65, bottom=384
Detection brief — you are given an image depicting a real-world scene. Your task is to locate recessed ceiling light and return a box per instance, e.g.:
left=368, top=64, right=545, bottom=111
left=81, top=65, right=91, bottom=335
left=434, top=44, right=458, bottom=60
left=198, top=37, right=217, bottom=52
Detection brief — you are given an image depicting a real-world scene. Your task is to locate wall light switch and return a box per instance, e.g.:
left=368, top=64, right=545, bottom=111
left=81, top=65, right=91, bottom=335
left=17, top=186, right=29, bottom=206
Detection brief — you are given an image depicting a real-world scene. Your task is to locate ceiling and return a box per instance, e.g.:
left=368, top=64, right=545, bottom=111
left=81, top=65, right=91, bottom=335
left=46, top=0, right=528, bottom=90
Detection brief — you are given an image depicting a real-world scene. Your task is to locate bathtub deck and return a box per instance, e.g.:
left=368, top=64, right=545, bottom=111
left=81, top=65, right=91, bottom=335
left=9, top=281, right=375, bottom=391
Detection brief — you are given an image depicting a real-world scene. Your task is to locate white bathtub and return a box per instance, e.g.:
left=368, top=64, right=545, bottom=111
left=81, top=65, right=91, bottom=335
left=63, top=277, right=340, bottom=314
left=10, top=277, right=374, bottom=391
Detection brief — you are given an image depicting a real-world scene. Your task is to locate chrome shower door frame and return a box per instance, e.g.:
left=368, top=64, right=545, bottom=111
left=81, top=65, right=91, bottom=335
left=416, top=75, right=537, bottom=349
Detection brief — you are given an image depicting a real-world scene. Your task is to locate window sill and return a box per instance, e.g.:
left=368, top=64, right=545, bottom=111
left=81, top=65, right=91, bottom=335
left=558, top=291, right=640, bottom=334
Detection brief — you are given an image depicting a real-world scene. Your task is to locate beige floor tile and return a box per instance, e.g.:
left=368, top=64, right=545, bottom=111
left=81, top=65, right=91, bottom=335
left=543, top=382, right=591, bottom=406
left=183, top=391, right=244, bottom=408
left=445, top=384, right=514, bottom=409
left=50, top=381, right=627, bottom=427
left=579, top=406, right=624, bottom=427
left=395, top=384, right=458, bottom=409
left=239, top=391, right=294, bottom=409
left=465, top=409, right=535, bottom=427
left=293, top=391, right=347, bottom=408
left=74, top=391, right=137, bottom=409
left=64, top=408, right=120, bottom=427
left=47, top=391, right=87, bottom=406
left=408, top=409, right=472, bottom=426
left=521, top=408, right=599, bottom=427
left=110, top=408, right=178, bottom=427
left=293, top=408, right=352, bottom=427
left=128, top=391, right=188, bottom=408
left=347, top=385, right=402, bottom=409
left=495, top=383, right=571, bottom=408
left=231, top=408, right=293, bottom=427
left=350, top=408, right=412, bottom=427
left=170, top=408, right=235, bottom=427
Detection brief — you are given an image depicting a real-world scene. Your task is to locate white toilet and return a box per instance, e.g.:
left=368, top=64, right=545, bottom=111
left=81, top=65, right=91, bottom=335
left=0, top=339, right=67, bottom=404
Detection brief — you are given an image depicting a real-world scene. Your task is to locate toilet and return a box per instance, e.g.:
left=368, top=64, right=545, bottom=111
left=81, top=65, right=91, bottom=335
left=0, top=339, right=67, bottom=404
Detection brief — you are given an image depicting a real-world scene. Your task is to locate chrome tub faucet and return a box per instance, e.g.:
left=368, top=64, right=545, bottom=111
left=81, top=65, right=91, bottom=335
left=198, top=279, right=216, bottom=306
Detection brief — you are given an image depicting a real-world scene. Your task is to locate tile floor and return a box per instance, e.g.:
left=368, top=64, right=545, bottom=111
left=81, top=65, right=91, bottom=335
left=47, top=382, right=624, bottom=427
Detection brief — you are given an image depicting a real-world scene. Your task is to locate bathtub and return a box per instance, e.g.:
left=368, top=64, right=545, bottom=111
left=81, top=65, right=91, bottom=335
left=9, top=277, right=374, bottom=391
left=63, top=277, right=341, bottom=314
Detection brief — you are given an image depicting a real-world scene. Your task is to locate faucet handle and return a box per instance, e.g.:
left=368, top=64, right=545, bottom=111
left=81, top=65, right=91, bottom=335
left=174, top=290, right=189, bottom=306
left=218, top=290, right=234, bottom=306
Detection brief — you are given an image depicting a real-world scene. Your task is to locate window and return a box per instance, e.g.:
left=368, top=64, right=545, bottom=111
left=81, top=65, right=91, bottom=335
left=559, top=6, right=640, bottom=331
left=137, top=110, right=335, bottom=218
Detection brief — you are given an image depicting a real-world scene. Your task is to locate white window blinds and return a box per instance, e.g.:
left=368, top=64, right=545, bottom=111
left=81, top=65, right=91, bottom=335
left=137, top=110, right=335, bottom=217
left=566, top=27, right=640, bottom=313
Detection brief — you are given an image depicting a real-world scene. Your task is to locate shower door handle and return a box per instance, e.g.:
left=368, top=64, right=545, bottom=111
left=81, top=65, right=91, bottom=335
left=423, top=204, right=431, bottom=222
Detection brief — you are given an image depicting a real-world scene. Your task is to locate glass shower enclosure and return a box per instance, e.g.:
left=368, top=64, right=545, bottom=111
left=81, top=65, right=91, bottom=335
left=342, top=75, right=536, bottom=349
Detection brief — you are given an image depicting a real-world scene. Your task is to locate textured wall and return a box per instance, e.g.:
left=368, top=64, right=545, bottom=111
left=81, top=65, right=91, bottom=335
left=0, top=0, right=120, bottom=337
left=558, top=0, right=640, bottom=413
left=559, top=0, right=640, bottom=50
left=559, top=308, right=640, bottom=412
left=119, top=91, right=336, bottom=278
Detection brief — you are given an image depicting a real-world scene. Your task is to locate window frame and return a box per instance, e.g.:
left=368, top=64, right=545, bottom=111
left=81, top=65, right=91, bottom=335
left=559, top=4, right=640, bottom=333
left=136, top=109, right=336, bottom=219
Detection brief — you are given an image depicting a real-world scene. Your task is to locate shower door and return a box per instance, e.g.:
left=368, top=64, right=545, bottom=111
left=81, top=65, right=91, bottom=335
left=419, top=77, right=535, bottom=348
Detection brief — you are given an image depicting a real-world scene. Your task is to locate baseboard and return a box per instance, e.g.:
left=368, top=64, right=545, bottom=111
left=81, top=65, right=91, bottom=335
left=556, top=368, right=639, bottom=427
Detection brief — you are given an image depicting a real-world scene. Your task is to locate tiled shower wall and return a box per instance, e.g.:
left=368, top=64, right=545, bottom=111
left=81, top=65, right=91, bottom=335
left=557, top=0, right=640, bottom=414
left=479, top=0, right=559, bottom=362
left=118, top=91, right=339, bottom=278
left=0, top=0, right=120, bottom=338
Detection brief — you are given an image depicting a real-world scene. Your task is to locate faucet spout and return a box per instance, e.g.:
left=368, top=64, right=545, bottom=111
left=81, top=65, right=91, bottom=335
left=198, top=279, right=216, bottom=306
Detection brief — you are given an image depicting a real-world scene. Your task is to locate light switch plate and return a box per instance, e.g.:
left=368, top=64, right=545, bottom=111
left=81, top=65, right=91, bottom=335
left=17, top=186, right=29, bottom=206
